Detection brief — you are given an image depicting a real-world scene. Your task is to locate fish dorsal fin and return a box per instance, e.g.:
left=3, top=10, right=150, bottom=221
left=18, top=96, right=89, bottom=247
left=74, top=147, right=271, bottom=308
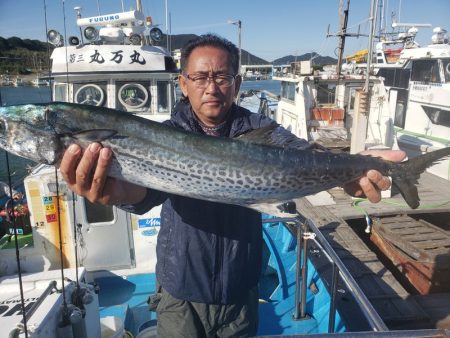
left=237, top=124, right=311, bottom=150
left=70, top=129, right=118, bottom=142
left=237, top=124, right=279, bottom=146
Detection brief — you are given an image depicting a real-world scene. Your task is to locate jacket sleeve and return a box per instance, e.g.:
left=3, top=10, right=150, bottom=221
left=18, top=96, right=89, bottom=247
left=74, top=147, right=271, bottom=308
left=118, top=188, right=169, bottom=215
left=250, top=112, right=310, bottom=150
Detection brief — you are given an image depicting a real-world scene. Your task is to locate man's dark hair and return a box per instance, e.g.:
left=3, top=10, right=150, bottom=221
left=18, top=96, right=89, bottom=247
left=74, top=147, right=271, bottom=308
left=180, top=34, right=240, bottom=75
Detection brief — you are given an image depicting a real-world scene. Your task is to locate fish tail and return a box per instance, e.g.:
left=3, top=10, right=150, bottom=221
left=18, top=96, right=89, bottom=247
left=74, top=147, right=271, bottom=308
left=390, top=147, right=450, bottom=209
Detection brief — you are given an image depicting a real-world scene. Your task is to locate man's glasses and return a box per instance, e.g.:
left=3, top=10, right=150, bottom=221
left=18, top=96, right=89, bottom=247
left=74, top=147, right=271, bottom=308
left=183, top=73, right=236, bottom=89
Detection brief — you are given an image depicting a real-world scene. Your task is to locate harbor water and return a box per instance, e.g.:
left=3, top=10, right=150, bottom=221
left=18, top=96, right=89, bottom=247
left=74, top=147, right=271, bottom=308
left=0, top=80, right=280, bottom=184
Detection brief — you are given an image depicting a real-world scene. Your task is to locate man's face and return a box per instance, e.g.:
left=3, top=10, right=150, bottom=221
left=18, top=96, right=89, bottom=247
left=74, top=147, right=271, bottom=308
left=179, top=46, right=241, bottom=126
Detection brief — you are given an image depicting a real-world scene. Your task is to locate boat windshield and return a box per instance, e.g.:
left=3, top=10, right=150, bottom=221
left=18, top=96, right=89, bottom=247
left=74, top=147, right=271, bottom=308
left=411, top=59, right=441, bottom=83
left=443, top=59, right=450, bottom=83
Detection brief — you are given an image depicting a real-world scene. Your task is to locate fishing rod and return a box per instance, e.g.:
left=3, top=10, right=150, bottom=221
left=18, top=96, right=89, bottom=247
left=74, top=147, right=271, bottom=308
left=4, top=152, right=29, bottom=338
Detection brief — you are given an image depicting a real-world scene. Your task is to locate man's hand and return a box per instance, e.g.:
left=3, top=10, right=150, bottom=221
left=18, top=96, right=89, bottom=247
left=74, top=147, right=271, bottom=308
left=344, top=150, right=407, bottom=203
left=59, top=143, right=147, bottom=205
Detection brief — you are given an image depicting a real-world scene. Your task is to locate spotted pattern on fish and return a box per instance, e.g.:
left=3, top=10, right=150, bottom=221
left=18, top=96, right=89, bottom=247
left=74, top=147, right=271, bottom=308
left=1, top=102, right=450, bottom=210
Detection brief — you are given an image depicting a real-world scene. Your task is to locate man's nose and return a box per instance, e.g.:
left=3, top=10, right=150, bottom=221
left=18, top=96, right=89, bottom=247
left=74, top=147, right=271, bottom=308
left=205, top=77, right=219, bottom=92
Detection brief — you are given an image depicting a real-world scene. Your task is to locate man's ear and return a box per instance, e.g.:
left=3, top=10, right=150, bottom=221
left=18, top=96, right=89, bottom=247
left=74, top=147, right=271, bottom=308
left=234, top=74, right=242, bottom=97
left=179, top=74, right=189, bottom=98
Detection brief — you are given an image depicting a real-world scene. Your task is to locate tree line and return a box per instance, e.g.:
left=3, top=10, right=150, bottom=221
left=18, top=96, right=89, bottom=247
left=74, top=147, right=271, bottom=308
left=0, top=37, right=53, bottom=75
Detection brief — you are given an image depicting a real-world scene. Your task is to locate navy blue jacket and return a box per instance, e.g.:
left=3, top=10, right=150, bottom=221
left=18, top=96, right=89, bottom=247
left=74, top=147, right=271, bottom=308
left=121, top=103, right=308, bottom=304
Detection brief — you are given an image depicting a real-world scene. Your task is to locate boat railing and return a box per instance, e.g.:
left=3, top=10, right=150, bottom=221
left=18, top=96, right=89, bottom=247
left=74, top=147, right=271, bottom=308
left=264, top=214, right=387, bottom=333
left=264, top=215, right=450, bottom=337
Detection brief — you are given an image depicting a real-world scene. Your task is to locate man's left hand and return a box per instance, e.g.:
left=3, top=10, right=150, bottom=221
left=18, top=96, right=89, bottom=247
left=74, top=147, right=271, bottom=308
left=344, top=150, right=407, bottom=203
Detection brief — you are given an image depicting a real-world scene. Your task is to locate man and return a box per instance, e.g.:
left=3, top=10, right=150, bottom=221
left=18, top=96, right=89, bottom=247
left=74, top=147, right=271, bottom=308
left=60, top=34, right=405, bottom=337
left=0, top=181, right=23, bottom=201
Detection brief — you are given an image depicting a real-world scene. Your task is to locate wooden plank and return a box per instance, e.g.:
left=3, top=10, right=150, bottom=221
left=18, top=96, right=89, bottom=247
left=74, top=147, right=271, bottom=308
left=293, top=181, right=450, bottom=328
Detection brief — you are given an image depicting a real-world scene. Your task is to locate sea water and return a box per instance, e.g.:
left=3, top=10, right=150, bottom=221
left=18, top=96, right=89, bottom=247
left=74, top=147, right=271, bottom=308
left=0, top=80, right=281, bottom=184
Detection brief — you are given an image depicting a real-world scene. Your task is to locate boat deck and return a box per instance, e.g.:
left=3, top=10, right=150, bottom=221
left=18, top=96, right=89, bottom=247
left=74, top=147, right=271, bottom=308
left=294, top=172, right=450, bottom=330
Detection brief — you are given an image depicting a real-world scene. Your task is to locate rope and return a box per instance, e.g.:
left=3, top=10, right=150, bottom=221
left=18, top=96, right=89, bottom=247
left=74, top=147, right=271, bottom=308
left=4, top=152, right=28, bottom=338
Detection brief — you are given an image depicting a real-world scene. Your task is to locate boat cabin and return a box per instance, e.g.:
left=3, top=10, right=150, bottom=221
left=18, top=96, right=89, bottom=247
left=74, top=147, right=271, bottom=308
left=47, top=8, right=179, bottom=122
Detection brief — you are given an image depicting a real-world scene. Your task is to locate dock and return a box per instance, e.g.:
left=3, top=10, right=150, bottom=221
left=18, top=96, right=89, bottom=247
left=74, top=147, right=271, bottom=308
left=294, top=172, right=450, bottom=330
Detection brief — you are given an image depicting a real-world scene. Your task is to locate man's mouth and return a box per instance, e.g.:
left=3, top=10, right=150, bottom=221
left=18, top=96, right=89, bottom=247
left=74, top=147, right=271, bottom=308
left=203, top=100, right=223, bottom=106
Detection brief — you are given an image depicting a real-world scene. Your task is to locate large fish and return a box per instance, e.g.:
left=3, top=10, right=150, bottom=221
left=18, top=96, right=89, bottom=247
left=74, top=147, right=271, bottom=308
left=0, top=102, right=449, bottom=213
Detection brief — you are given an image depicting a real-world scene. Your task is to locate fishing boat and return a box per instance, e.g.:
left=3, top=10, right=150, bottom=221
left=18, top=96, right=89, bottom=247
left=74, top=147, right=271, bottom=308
left=31, top=77, right=49, bottom=87
left=12, top=78, right=24, bottom=87
left=46, top=4, right=177, bottom=122
left=374, top=25, right=450, bottom=180
left=272, top=61, right=394, bottom=151
left=264, top=1, right=450, bottom=335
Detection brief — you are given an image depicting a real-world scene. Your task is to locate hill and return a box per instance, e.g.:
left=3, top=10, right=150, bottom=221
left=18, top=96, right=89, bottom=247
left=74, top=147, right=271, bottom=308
left=0, top=37, right=52, bottom=75
left=273, top=53, right=337, bottom=66
left=158, top=34, right=270, bottom=65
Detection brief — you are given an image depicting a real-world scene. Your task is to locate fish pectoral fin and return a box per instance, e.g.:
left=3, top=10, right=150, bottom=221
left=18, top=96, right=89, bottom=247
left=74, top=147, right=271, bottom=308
left=71, top=129, right=118, bottom=142
left=249, top=201, right=298, bottom=217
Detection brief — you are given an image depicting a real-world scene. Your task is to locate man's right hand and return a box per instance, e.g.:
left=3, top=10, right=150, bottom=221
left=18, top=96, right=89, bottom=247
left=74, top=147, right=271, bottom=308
left=59, top=143, right=147, bottom=206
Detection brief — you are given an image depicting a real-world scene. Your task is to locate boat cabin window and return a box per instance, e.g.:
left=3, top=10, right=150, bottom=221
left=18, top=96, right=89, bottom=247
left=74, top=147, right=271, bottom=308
left=422, top=106, right=450, bottom=127
left=280, top=81, right=295, bottom=102
left=74, top=83, right=107, bottom=106
left=377, top=68, right=410, bottom=89
left=54, top=84, right=67, bottom=102
left=411, top=60, right=441, bottom=83
left=84, top=199, right=114, bottom=224
left=157, top=81, right=170, bottom=113
left=316, top=83, right=336, bottom=105
left=116, top=81, right=151, bottom=112
left=443, top=59, right=450, bottom=83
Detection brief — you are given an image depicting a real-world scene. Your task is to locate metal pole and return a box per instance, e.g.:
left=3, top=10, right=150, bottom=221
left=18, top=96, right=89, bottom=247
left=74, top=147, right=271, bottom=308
left=238, top=20, right=242, bottom=75
left=364, top=0, right=377, bottom=91
left=305, top=219, right=388, bottom=331
left=300, top=222, right=309, bottom=319
left=294, top=224, right=302, bottom=319
left=228, top=20, right=242, bottom=74
left=336, top=0, right=350, bottom=75
left=328, top=264, right=339, bottom=333
left=165, top=0, right=169, bottom=51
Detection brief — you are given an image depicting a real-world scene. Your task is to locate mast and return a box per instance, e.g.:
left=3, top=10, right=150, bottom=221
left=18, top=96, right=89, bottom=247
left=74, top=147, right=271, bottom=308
left=336, top=0, right=350, bottom=75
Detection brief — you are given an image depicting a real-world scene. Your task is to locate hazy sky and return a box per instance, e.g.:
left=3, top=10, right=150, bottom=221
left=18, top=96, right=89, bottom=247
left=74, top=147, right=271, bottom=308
left=1, top=0, right=448, bottom=61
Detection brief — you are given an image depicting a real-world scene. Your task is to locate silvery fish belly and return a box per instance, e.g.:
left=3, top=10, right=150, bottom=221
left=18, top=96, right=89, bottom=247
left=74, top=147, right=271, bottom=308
left=1, top=102, right=450, bottom=212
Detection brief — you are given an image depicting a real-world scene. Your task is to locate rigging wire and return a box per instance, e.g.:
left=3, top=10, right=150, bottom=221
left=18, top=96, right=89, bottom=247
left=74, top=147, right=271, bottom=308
left=4, top=152, right=29, bottom=338
left=62, top=0, right=71, bottom=103
left=52, top=0, right=73, bottom=327
left=43, top=0, right=53, bottom=100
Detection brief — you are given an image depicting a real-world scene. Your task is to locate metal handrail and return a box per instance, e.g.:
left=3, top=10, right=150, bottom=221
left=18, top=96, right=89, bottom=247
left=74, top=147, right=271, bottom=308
left=264, top=215, right=388, bottom=333
left=304, top=217, right=388, bottom=332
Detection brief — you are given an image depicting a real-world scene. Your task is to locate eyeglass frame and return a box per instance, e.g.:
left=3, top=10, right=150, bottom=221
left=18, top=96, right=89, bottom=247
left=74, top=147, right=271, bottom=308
left=181, top=72, right=237, bottom=89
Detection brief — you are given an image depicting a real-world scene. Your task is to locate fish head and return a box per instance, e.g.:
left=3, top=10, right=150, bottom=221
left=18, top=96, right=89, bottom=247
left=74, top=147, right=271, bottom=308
left=0, top=104, right=61, bottom=164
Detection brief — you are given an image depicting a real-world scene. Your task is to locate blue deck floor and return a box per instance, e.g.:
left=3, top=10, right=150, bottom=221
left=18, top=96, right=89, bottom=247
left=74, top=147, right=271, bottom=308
left=95, top=220, right=346, bottom=336
left=96, top=273, right=157, bottom=336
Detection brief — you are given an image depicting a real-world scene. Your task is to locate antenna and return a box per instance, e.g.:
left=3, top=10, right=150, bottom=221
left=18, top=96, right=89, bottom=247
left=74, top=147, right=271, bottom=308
left=326, top=0, right=369, bottom=75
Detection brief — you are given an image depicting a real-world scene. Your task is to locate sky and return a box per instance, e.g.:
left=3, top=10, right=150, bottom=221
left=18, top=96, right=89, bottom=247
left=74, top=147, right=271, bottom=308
left=0, top=0, right=449, bottom=62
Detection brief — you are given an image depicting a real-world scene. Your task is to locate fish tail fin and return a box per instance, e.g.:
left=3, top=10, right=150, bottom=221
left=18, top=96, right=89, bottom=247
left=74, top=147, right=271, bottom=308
left=390, top=147, right=450, bottom=209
